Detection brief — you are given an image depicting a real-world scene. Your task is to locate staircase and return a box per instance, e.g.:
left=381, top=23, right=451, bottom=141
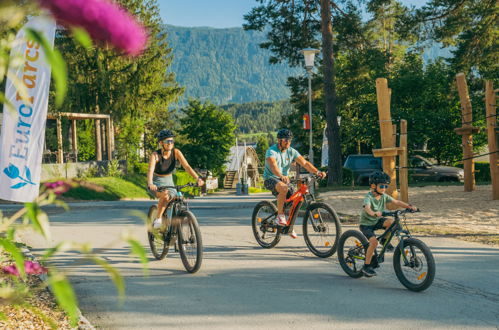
left=224, top=171, right=237, bottom=189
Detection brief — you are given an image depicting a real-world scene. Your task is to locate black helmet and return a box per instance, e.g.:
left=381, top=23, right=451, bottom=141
left=277, top=128, right=293, bottom=139
left=156, top=129, right=175, bottom=141
left=369, top=171, right=391, bottom=185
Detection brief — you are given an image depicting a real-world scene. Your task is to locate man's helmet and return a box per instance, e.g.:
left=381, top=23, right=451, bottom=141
left=277, top=128, right=293, bottom=139
left=156, top=129, right=175, bottom=141
left=369, top=171, right=391, bottom=185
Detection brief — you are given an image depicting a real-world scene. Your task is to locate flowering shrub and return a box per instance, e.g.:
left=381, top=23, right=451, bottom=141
left=3, top=260, right=48, bottom=276
left=36, top=0, right=148, bottom=56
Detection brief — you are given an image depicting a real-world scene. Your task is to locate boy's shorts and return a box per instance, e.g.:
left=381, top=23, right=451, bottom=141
left=263, top=177, right=294, bottom=198
left=359, top=217, right=387, bottom=239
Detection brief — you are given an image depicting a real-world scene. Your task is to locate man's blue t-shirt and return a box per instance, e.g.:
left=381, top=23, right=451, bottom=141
left=263, top=144, right=301, bottom=180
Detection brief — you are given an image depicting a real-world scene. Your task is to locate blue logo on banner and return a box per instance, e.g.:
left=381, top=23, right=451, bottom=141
left=3, top=163, right=36, bottom=189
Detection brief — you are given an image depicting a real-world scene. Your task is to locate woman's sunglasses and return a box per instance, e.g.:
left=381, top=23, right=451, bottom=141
left=162, top=139, right=174, bottom=144
left=379, top=184, right=389, bottom=189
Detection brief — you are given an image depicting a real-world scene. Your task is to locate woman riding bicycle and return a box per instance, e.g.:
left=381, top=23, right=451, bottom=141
left=263, top=128, right=326, bottom=238
left=147, top=129, right=204, bottom=229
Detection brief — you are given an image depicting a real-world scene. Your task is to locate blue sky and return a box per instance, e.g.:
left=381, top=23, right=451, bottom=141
left=159, top=0, right=426, bottom=28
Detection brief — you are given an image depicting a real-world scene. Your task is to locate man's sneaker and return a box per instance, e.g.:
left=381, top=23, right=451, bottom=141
left=362, top=264, right=377, bottom=277
left=289, top=230, right=298, bottom=239
left=275, top=214, right=287, bottom=226
left=153, top=218, right=162, bottom=229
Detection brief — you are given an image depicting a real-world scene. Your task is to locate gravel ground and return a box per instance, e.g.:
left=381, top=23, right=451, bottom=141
left=319, top=184, right=499, bottom=245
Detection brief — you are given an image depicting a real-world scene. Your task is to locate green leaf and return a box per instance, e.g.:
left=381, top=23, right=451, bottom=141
left=24, top=203, right=51, bottom=240
left=49, top=271, right=79, bottom=327
left=92, top=257, right=125, bottom=304
left=127, top=238, right=149, bottom=276
left=0, top=311, right=6, bottom=321
left=0, top=238, right=25, bottom=277
left=25, top=28, right=67, bottom=107
left=71, top=27, right=93, bottom=49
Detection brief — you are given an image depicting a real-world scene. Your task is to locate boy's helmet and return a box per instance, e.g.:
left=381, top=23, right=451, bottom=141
left=156, top=129, right=175, bottom=141
left=277, top=128, right=293, bottom=139
left=369, top=171, right=391, bottom=185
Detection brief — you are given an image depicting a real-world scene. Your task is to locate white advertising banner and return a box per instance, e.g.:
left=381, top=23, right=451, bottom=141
left=0, top=16, right=56, bottom=202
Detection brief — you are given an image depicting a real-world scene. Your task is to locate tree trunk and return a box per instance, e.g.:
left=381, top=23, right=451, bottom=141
left=320, top=0, right=342, bottom=185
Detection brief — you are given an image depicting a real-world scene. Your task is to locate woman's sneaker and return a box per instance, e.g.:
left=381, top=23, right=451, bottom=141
left=153, top=218, right=162, bottom=229
left=362, top=264, right=377, bottom=277
left=275, top=214, right=287, bottom=226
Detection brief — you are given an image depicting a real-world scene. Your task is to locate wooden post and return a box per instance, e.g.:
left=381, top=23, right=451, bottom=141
left=485, top=81, right=499, bottom=200
left=95, top=119, right=102, bottom=161
left=399, top=120, right=409, bottom=202
left=71, top=120, right=78, bottom=162
left=375, top=78, right=398, bottom=199
left=106, top=118, right=112, bottom=161
left=455, top=73, right=479, bottom=192
left=56, top=117, right=63, bottom=164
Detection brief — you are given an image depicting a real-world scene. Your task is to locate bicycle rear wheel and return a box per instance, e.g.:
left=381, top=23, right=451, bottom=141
left=337, top=230, right=368, bottom=278
left=251, top=201, right=281, bottom=248
left=302, top=202, right=341, bottom=257
left=393, top=238, right=435, bottom=292
left=147, top=205, right=169, bottom=260
left=177, top=210, right=203, bottom=273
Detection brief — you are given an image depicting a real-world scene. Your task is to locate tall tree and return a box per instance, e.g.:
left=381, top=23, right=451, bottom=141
left=178, top=100, right=236, bottom=175
left=55, top=0, right=183, bottom=162
left=398, top=0, right=498, bottom=78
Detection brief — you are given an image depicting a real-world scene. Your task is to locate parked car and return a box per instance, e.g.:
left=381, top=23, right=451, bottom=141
left=344, top=154, right=464, bottom=185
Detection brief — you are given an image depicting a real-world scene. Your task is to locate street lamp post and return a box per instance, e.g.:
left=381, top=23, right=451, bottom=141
left=300, top=48, right=320, bottom=165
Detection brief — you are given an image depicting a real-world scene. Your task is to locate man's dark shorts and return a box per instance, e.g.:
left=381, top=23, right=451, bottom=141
left=263, top=177, right=294, bottom=198
left=359, top=217, right=387, bottom=239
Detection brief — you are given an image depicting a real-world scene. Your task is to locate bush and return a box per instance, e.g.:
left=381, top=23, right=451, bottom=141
left=317, top=167, right=354, bottom=187
left=106, top=159, right=123, bottom=178
left=174, top=170, right=200, bottom=197
left=133, top=162, right=149, bottom=176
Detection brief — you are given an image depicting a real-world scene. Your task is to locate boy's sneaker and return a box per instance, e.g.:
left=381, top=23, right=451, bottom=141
left=362, top=264, right=377, bottom=277
left=153, top=218, right=162, bottom=229
left=275, top=214, right=287, bottom=226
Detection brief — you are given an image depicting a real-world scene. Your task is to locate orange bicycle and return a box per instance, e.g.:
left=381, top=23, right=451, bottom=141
left=251, top=175, right=342, bottom=258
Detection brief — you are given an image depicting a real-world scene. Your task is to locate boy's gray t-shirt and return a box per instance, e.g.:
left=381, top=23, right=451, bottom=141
left=360, top=191, right=394, bottom=226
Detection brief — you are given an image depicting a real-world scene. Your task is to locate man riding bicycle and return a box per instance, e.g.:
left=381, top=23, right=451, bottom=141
left=263, top=128, right=326, bottom=238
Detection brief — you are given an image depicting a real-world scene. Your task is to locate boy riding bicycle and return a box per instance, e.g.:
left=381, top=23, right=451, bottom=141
left=263, top=128, right=326, bottom=238
left=360, top=171, right=417, bottom=277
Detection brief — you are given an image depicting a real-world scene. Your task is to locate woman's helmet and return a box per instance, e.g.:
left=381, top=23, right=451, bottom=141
left=277, top=128, right=293, bottom=139
left=156, top=129, right=175, bottom=141
left=369, top=171, right=391, bottom=185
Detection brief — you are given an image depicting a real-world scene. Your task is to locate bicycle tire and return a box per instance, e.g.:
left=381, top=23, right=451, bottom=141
left=177, top=210, right=203, bottom=273
left=147, top=205, right=169, bottom=260
left=393, top=238, right=435, bottom=292
left=302, top=202, right=342, bottom=257
left=251, top=201, right=281, bottom=248
left=337, top=230, right=368, bottom=278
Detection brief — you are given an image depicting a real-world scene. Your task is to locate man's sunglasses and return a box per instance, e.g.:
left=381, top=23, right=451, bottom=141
left=379, top=184, right=389, bottom=189
left=279, top=138, right=292, bottom=142
left=162, top=139, right=174, bottom=144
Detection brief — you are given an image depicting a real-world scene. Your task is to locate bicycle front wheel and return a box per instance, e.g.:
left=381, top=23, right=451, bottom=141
left=337, top=230, right=368, bottom=278
left=251, top=201, right=281, bottom=248
left=393, top=238, right=435, bottom=292
left=147, top=205, right=169, bottom=260
left=177, top=211, right=203, bottom=273
left=302, top=202, right=341, bottom=257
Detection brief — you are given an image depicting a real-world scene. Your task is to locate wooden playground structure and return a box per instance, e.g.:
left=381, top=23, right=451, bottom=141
left=373, top=75, right=498, bottom=202
left=46, top=112, right=114, bottom=164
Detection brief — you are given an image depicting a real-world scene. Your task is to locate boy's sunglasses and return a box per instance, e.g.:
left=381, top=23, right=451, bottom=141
left=279, top=138, right=292, bottom=142
left=379, top=184, right=389, bottom=189
left=162, top=139, right=174, bottom=144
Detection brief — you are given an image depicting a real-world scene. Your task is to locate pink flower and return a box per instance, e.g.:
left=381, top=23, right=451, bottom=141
left=2, top=261, right=48, bottom=277
left=36, top=0, right=148, bottom=56
left=43, top=180, right=73, bottom=194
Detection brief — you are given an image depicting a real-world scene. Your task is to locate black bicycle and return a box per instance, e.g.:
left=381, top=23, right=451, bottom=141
left=147, top=183, right=203, bottom=273
left=337, top=209, right=435, bottom=292
left=252, top=175, right=342, bottom=258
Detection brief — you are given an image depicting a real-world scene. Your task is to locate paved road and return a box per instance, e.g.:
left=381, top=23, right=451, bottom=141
left=10, top=194, right=499, bottom=329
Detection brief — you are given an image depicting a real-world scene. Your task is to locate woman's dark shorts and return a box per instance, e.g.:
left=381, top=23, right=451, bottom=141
left=263, top=177, right=294, bottom=198
left=359, top=217, right=387, bottom=239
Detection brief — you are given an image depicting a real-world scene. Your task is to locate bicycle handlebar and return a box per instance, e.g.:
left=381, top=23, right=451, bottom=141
left=382, top=208, right=420, bottom=217
left=157, top=182, right=198, bottom=192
